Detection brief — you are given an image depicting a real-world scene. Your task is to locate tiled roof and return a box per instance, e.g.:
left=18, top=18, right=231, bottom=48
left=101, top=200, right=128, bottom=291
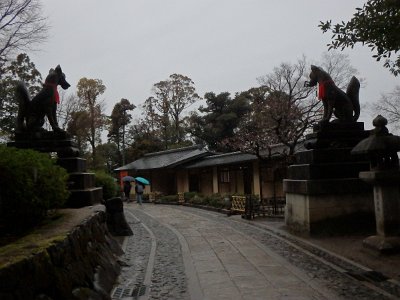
left=115, top=142, right=299, bottom=172
left=184, top=152, right=257, bottom=169
left=115, top=145, right=211, bottom=171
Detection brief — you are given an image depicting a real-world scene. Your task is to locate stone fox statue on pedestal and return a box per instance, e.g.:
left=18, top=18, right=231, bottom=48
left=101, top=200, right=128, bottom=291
left=15, top=65, right=70, bottom=133
left=305, top=65, right=360, bottom=124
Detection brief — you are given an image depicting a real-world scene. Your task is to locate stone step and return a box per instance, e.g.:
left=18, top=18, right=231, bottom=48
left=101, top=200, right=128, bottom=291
left=306, top=129, right=369, bottom=140
left=283, top=178, right=372, bottom=195
left=295, top=148, right=369, bottom=164
left=66, top=187, right=103, bottom=208
left=287, top=161, right=370, bottom=180
left=57, top=157, right=87, bottom=173
left=304, top=136, right=370, bottom=150
left=311, top=121, right=365, bottom=132
left=68, top=173, right=95, bottom=190
left=8, top=138, right=76, bottom=148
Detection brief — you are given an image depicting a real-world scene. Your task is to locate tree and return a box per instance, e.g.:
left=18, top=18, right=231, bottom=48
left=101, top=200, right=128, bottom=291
left=66, top=110, right=90, bottom=154
left=76, top=78, right=106, bottom=168
left=95, top=142, right=120, bottom=173
left=0, top=53, right=42, bottom=139
left=319, top=51, right=363, bottom=90
left=145, top=74, right=201, bottom=148
left=188, top=92, right=251, bottom=152
left=252, top=57, right=319, bottom=156
left=0, top=0, right=48, bottom=62
left=371, top=85, right=400, bottom=132
left=142, top=96, right=158, bottom=133
left=167, top=74, right=201, bottom=142
left=319, top=0, right=400, bottom=76
left=225, top=88, right=287, bottom=159
left=225, top=53, right=360, bottom=159
left=57, top=92, right=80, bottom=130
left=124, top=119, right=164, bottom=162
left=108, top=98, right=136, bottom=165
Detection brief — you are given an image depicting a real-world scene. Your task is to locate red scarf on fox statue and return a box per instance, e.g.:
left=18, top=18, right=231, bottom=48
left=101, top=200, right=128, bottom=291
left=318, top=80, right=333, bottom=101
left=44, top=81, right=60, bottom=104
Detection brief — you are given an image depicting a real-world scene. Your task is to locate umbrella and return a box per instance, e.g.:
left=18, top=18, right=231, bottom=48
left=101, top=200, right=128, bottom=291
left=122, top=176, right=135, bottom=182
left=135, top=176, right=150, bottom=185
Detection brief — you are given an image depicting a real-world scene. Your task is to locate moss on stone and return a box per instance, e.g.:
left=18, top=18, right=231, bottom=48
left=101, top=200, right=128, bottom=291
left=0, top=212, right=69, bottom=269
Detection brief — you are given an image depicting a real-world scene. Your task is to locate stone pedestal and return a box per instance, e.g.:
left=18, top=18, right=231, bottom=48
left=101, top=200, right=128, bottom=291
left=104, top=197, right=133, bottom=236
left=8, top=131, right=79, bottom=157
left=284, top=122, right=374, bottom=235
left=360, top=170, right=400, bottom=253
left=7, top=131, right=102, bottom=208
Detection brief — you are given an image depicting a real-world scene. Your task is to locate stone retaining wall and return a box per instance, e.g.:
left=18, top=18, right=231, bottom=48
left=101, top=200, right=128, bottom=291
left=0, top=211, right=122, bottom=300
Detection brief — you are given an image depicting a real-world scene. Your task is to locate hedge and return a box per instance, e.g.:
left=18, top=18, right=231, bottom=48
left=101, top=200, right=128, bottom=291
left=93, top=171, right=118, bottom=200
left=0, top=146, right=69, bottom=231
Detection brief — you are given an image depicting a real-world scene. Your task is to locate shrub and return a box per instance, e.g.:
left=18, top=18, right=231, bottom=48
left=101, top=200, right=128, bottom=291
left=188, top=193, right=231, bottom=209
left=159, top=194, right=178, bottom=203
left=0, top=146, right=69, bottom=231
left=94, top=171, right=118, bottom=200
left=187, top=194, right=205, bottom=205
left=203, top=193, right=227, bottom=208
left=183, top=192, right=198, bottom=200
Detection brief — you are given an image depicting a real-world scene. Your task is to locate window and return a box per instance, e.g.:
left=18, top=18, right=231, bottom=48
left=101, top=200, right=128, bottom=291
left=220, top=169, right=230, bottom=183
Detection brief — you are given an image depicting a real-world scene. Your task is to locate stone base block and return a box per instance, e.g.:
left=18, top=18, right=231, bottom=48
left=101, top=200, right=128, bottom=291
left=363, top=235, right=400, bottom=254
left=57, top=157, right=87, bottom=173
left=66, top=187, right=103, bottom=208
left=288, top=162, right=370, bottom=180
left=284, top=178, right=371, bottom=195
left=285, top=192, right=374, bottom=235
left=68, top=173, right=95, bottom=190
left=295, top=147, right=369, bottom=164
left=104, top=197, right=133, bottom=236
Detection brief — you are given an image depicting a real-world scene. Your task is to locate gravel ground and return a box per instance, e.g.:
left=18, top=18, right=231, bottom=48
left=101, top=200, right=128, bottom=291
left=111, top=212, right=152, bottom=298
left=111, top=204, right=400, bottom=300
left=112, top=207, right=189, bottom=300
left=135, top=209, right=189, bottom=300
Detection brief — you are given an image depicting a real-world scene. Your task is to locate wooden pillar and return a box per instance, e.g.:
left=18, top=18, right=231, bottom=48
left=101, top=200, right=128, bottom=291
left=177, top=169, right=189, bottom=193
left=252, top=161, right=261, bottom=197
left=212, top=166, right=218, bottom=194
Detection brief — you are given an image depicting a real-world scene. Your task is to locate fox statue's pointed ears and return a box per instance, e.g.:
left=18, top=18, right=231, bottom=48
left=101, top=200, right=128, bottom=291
left=49, top=65, right=62, bottom=75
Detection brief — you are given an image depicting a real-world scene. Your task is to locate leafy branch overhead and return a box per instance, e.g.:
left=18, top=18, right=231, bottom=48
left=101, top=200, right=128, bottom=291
left=319, top=0, right=400, bottom=76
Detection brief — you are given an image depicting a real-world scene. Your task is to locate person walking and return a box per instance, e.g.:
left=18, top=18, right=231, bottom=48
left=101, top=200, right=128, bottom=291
left=123, top=181, right=132, bottom=202
left=135, top=182, right=145, bottom=205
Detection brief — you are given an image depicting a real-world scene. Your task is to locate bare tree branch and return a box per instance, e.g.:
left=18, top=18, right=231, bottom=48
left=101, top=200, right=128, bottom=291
left=0, top=0, right=48, bottom=61
left=371, top=85, right=400, bottom=132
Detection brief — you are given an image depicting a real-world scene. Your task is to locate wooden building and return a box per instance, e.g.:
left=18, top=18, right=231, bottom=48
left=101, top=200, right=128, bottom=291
left=115, top=144, right=288, bottom=202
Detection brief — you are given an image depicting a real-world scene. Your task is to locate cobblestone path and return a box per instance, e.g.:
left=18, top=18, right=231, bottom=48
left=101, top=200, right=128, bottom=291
left=111, top=204, right=400, bottom=300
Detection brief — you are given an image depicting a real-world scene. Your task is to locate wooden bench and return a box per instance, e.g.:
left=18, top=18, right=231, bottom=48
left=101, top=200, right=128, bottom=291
left=178, top=192, right=185, bottom=204
left=228, top=195, right=246, bottom=217
left=149, top=192, right=157, bottom=203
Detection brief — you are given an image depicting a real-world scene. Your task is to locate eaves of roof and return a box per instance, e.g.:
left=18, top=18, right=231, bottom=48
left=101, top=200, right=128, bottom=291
left=114, top=145, right=212, bottom=171
left=184, top=152, right=257, bottom=169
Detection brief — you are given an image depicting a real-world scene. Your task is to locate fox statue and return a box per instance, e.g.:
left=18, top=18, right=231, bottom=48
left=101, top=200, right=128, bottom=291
left=15, top=65, right=70, bottom=133
left=305, top=65, right=360, bottom=125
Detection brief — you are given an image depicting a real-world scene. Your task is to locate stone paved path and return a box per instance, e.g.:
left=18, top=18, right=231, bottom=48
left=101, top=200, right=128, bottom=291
left=111, top=204, right=400, bottom=300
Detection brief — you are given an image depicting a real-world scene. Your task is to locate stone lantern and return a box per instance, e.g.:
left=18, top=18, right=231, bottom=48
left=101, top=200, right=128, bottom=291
left=351, top=115, right=400, bottom=253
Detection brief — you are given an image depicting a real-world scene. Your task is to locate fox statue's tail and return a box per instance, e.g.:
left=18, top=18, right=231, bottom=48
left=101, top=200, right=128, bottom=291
left=346, top=76, right=360, bottom=122
left=15, top=82, right=30, bottom=105
left=15, top=82, right=31, bottom=131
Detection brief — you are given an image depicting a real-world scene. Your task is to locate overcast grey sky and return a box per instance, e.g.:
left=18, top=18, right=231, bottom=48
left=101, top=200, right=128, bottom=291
left=30, top=0, right=398, bottom=129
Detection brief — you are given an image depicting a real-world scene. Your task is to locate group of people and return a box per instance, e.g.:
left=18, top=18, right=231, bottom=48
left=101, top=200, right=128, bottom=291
left=123, top=180, right=145, bottom=205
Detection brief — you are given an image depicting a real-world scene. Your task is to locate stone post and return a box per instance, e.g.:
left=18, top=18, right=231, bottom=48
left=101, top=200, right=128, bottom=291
left=104, top=197, right=133, bottom=236
left=352, top=115, right=400, bottom=253
left=359, top=171, right=400, bottom=253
